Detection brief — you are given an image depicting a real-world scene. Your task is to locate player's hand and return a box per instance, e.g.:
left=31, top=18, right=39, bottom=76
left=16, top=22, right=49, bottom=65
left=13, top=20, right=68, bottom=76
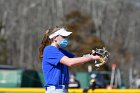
left=83, top=54, right=100, bottom=60
left=91, top=55, right=100, bottom=60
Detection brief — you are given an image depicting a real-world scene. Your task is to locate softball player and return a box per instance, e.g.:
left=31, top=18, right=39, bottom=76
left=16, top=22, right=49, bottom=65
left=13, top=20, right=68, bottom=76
left=39, top=27, right=100, bottom=93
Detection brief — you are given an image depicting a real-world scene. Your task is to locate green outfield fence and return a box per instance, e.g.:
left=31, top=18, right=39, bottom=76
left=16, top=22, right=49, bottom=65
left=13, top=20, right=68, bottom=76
left=0, top=68, right=113, bottom=89
left=0, top=88, right=140, bottom=93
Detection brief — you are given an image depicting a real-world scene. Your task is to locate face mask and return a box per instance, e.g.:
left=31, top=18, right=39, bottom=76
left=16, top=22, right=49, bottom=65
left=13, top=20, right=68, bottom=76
left=59, top=39, right=69, bottom=48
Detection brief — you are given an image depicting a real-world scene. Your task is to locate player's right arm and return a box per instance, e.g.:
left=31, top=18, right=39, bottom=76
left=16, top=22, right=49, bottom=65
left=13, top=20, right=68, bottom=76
left=60, top=55, right=100, bottom=67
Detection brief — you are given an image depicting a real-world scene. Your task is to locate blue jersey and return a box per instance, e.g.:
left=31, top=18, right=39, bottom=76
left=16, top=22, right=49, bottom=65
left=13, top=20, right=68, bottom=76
left=42, top=45, right=75, bottom=89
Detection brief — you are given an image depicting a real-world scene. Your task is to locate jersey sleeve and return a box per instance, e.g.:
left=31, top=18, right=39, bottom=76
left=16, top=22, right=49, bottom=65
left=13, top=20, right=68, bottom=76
left=59, top=48, right=75, bottom=58
left=43, top=46, right=64, bottom=66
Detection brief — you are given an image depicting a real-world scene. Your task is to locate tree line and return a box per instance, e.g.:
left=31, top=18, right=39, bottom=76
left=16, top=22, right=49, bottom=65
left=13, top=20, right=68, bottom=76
left=0, top=0, right=140, bottom=81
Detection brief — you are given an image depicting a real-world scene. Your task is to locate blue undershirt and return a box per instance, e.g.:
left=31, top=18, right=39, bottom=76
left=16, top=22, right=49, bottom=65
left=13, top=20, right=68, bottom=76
left=42, top=45, right=75, bottom=89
